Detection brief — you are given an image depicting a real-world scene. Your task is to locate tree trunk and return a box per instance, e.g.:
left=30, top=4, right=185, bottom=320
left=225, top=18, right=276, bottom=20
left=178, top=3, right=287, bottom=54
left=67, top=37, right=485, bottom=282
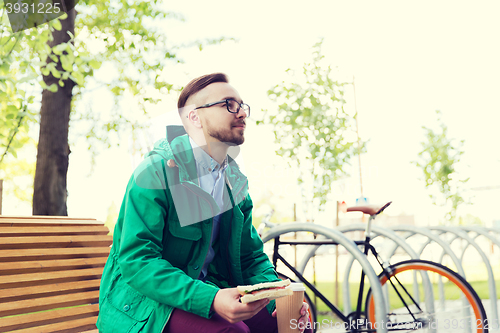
left=33, top=10, right=76, bottom=216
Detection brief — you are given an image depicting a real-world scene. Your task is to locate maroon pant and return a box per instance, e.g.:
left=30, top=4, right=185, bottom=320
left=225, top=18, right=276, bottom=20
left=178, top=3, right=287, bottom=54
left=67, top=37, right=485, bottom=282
left=164, top=307, right=313, bottom=333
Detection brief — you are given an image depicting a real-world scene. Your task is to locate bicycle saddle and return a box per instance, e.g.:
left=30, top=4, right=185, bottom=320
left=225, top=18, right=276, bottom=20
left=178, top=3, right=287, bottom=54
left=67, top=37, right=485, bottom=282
left=346, top=201, right=392, bottom=216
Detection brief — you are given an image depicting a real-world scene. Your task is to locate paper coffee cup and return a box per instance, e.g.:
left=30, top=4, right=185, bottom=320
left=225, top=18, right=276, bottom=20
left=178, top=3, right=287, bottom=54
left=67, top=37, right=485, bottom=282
left=276, top=283, right=306, bottom=333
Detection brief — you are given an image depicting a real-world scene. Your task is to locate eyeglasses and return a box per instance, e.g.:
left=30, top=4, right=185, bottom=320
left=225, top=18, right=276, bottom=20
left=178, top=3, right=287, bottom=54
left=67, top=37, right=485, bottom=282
left=194, top=98, right=250, bottom=117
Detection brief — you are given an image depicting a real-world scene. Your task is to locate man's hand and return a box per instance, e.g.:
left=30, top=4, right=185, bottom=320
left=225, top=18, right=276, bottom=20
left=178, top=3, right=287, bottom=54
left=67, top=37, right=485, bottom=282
left=272, top=301, right=310, bottom=333
left=212, top=288, right=269, bottom=324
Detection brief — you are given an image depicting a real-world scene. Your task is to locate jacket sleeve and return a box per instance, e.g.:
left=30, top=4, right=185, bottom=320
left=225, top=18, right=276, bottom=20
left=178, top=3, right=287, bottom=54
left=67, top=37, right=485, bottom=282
left=238, top=194, right=280, bottom=313
left=239, top=195, right=280, bottom=284
left=116, top=157, right=219, bottom=319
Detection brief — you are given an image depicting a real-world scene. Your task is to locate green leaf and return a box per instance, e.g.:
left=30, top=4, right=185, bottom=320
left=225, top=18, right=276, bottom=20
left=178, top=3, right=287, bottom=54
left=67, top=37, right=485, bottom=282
left=18, top=73, right=38, bottom=84
left=46, top=83, right=58, bottom=93
left=60, top=55, right=73, bottom=72
left=79, top=55, right=93, bottom=63
left=111, top=86, right=123, bottom=95
left=70, top=71, right=84, bottom=86
left=50, top=67, right=61, bottom=79
left=89, top=59, right=101, bottom=70
left=52, top=19, right=62, bottom=31
left=19, top=60, right=29, bottom=72
left=52, top=43, right=67, bottom=55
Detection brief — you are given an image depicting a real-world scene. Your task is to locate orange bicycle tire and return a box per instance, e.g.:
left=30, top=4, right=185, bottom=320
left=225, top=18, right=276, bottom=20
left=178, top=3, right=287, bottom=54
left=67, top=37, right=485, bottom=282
left=366, top=260, right=487, bottom=333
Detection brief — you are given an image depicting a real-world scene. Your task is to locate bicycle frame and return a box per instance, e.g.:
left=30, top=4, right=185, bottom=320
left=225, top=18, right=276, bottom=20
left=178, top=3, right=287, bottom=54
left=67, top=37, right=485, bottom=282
left=269, top=209, right=393, bottom=332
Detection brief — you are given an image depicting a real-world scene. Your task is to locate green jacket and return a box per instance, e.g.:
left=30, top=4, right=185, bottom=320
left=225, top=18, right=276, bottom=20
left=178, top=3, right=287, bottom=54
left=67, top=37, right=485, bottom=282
left=97, top=126, right=279, bottom=333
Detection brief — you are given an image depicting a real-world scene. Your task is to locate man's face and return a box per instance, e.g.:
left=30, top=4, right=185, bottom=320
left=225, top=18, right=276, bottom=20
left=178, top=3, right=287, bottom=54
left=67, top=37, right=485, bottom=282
left=190, top=82, right=248, bottom=145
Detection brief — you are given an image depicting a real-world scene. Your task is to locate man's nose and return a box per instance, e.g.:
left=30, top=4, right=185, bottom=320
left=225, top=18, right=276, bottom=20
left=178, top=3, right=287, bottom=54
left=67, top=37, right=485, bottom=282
left=236, top=108, right=248, bottom=119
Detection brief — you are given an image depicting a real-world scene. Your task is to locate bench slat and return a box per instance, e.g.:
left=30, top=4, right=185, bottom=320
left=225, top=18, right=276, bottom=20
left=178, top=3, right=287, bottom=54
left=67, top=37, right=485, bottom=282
left=0, top=290, right=99, bottom=318
left=0, top=247, right=111, bottom=262
left=0, top=236, right=112, bottom=249
left=0, top=222, right=104, bottom=227
left=0, top=226, right=110, bottom=237
left=0, top=279, right=101, bottom=303
left=8, top=315, right=99, bottom=333
left=0, top=304, right=98, bottom=332
left=0, top=257, right=108, bottom=276
left=0, top=217, right=110, bottom=332
left=0, top=216, right=97, bottom=221
left=0, top=216, right=103, bottom=226
left=0, top=267, right=104, bottom=289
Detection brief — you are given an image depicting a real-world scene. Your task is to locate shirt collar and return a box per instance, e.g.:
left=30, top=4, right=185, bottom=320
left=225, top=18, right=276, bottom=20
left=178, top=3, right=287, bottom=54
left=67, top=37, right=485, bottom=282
left=189, top=137, right=228, bottom=173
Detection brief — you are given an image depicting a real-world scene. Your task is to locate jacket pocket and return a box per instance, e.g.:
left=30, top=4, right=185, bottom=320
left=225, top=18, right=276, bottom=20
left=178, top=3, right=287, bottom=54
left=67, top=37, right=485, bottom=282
left=97, top=275, right=153, bottom=333
left=162, top=218, right=202, bottom=268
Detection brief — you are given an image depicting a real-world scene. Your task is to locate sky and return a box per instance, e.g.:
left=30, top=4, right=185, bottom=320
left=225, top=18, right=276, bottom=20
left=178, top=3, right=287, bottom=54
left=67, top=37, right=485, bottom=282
left=4, top=0, right=500, bottom=227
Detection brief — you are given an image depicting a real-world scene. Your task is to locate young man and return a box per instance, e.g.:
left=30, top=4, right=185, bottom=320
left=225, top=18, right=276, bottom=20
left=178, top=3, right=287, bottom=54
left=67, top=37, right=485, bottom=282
left=97, top=73, right=310, bottom=333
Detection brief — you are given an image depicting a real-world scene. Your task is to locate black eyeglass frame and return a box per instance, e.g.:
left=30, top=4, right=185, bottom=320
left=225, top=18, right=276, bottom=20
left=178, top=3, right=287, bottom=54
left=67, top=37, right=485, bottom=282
left=193, top=98, right=250, bottom=117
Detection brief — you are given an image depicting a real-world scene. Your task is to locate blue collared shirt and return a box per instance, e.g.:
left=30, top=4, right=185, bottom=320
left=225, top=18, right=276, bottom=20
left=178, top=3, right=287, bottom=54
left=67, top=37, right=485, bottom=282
left=189, top=137, right=228, bottom=280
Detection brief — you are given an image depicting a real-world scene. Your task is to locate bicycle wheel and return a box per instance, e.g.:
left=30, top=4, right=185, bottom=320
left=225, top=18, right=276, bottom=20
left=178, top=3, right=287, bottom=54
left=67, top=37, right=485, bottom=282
left=365, top=259, right=488, bottom=333
left=278, top=272, right=317, bottom=330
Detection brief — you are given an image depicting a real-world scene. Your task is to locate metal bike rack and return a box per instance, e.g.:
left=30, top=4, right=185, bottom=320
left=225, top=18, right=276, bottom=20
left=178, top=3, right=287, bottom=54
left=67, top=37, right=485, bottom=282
left=486, top=227, right=500, bottom=238
left=388, top=225, right=466, bottom=277
left=459, top=226, right=500, bottom=325
left=389, top=226, right=474, bottom=333
left=261, top=223, right=389, bottom=333
left=429, top=226, right=499, bottom=323
left=294, top=224, right=434, bottom=324
left=486, top=227, right=500, bottom=234
left=460, top=226, right=500, bottom=251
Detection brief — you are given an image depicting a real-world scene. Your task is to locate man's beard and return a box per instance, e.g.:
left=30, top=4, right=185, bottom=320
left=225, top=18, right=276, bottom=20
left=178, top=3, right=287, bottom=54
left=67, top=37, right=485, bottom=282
left=206, top=122, right=245, bottom=145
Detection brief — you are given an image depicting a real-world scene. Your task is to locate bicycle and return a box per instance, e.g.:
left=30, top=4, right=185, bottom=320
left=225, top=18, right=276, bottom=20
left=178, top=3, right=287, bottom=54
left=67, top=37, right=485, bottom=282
left=258, top=202, right=488, bottom=333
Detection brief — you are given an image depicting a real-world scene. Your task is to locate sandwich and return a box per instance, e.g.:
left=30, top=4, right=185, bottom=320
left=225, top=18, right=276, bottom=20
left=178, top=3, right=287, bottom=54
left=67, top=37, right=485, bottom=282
left=237, top=279, right=293, bottom=303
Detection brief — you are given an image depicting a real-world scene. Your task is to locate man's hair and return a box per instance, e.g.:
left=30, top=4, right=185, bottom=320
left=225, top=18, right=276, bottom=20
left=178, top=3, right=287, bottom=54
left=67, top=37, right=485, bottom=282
left=177, top=73, right=229, bottom=110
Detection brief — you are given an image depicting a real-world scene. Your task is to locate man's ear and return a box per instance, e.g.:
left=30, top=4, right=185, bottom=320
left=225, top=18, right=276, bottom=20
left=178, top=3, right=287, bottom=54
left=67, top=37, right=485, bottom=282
left=187, top=109, right=203, bottom=129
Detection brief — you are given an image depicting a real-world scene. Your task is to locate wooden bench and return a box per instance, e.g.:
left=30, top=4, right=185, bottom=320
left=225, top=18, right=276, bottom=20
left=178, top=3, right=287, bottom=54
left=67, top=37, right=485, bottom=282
left=0, top=215, right=113, bottom=333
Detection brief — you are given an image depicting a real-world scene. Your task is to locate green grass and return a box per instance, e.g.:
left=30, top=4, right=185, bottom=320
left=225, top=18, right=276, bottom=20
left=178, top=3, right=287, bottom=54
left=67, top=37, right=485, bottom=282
left=468, top=279, right=500, bottom=300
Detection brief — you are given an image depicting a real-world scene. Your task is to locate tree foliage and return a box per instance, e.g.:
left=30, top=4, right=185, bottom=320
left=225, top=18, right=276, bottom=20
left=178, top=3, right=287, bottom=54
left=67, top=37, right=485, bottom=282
left=1, top=2, right=57, bottom=201
left=0, top=0, right=225, bottom=209
left=260, top=40, right=363, bottom=220
left=414, top=110, right=469, bottom=223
